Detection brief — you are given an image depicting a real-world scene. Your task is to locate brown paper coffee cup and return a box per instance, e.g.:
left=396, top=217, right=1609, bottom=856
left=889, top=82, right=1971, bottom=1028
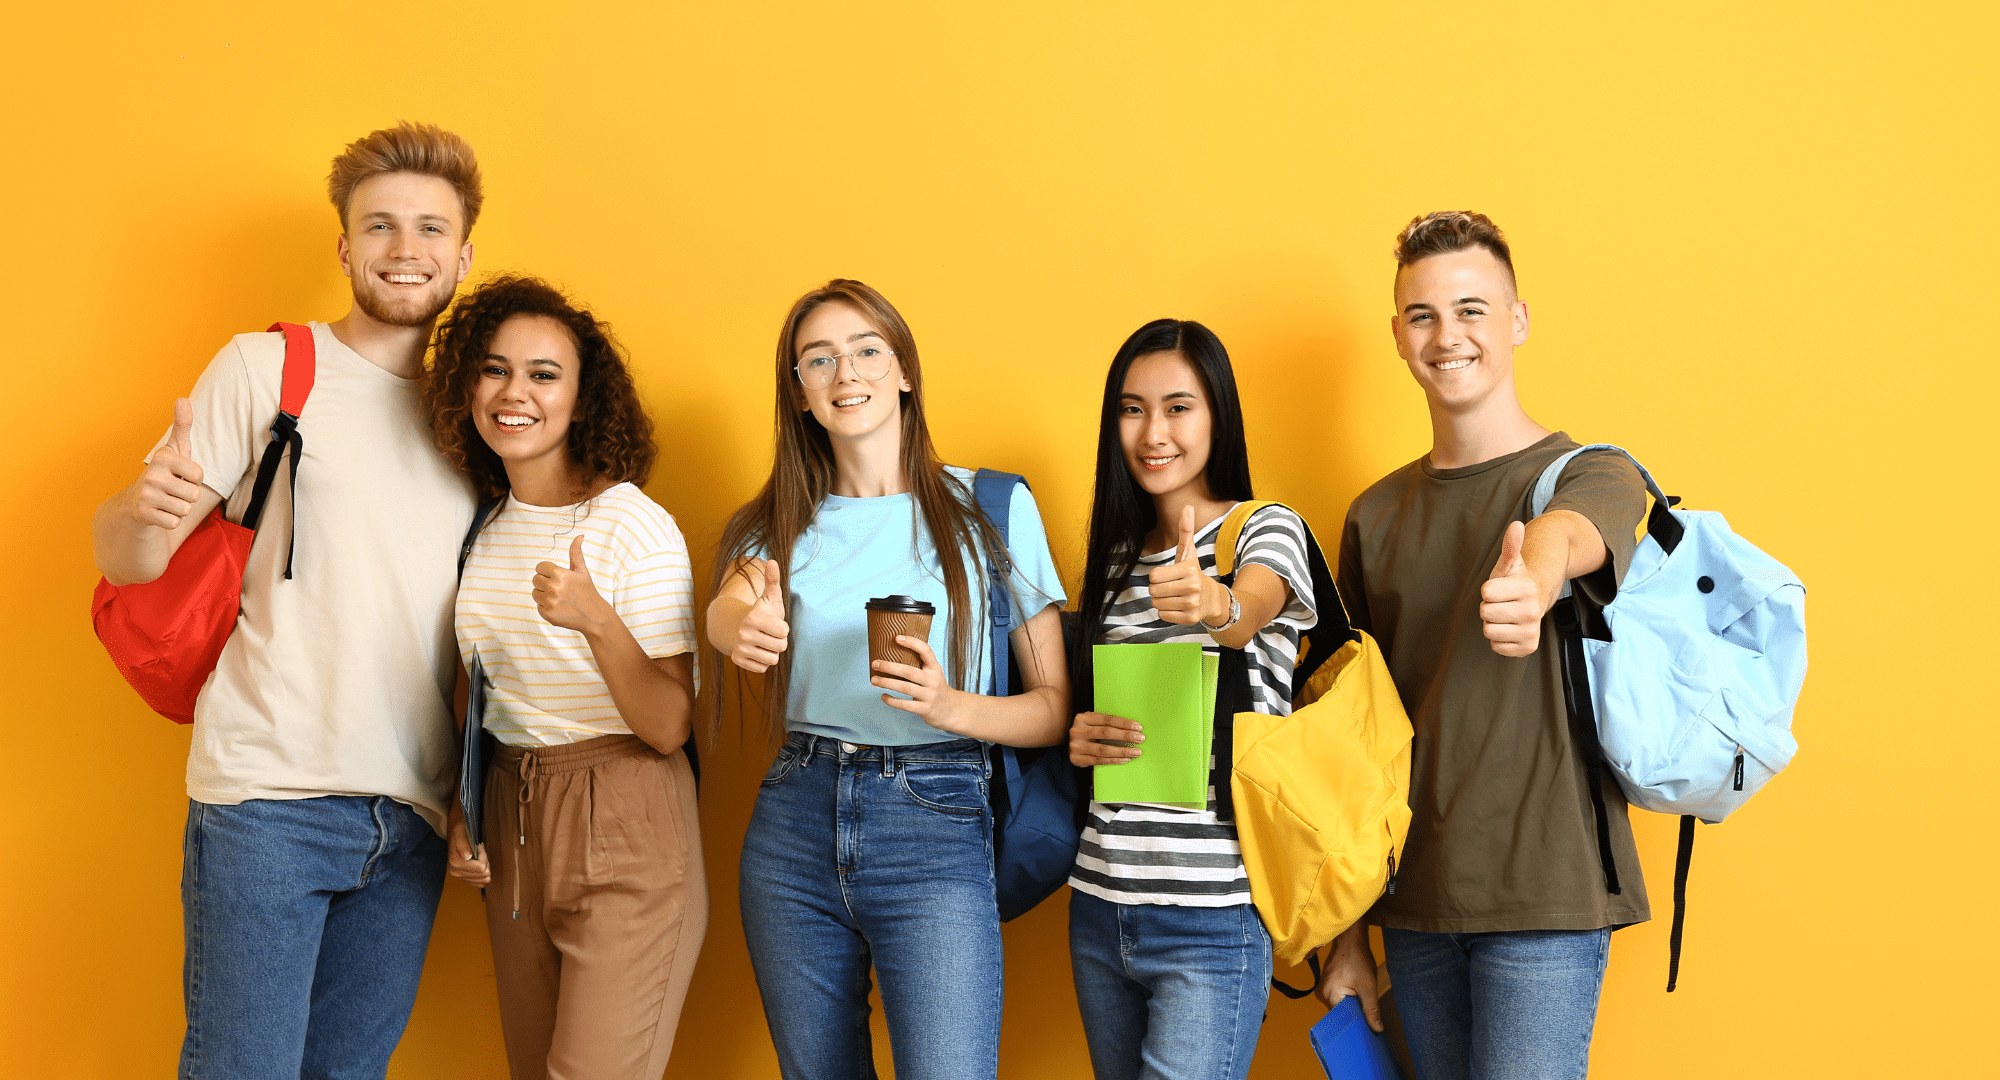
left=866, top=595, right=937, bottom=673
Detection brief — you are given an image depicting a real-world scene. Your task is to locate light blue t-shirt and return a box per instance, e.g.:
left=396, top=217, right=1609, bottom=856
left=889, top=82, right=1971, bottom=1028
left=759, top=466, right=1066, bottom=746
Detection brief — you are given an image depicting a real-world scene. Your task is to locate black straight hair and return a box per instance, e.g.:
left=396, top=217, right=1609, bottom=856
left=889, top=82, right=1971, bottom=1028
left=1069, top=318, right=1254, bottom=712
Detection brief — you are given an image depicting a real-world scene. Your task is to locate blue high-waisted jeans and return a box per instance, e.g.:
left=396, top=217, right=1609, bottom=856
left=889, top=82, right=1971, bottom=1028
left=739, top=733, right=1001, bottom=1080
left=1381, top=926, right=1613, bottom=1080
left=1068, top=890, right=1272, bottom=1080
left=179, top=795, right=445, bottom=1080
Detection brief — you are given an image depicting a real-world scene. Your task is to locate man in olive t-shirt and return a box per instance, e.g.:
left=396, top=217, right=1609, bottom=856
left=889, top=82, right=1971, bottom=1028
left=1335, top=212, right=1650, bottom=1080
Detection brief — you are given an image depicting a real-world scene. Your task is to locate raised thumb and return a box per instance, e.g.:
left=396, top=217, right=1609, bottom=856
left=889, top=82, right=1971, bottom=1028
left=569, top=533, right=588, bottom=573
left=1490, top=520, right=1527, bottom=579
left=1176, top=504, right=1197, bottom=564
left=759, top=558, right=784, bottom=607
left=169, top=397, right=194, bottom=456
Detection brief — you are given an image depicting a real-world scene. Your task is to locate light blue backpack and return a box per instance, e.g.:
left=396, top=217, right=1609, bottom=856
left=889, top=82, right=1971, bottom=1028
left=1531, top=444, right=1807, bottom=990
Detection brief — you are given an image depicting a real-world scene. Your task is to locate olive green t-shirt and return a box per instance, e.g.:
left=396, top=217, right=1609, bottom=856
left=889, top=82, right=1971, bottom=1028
left=1337, top=432, right=1652, bottom=933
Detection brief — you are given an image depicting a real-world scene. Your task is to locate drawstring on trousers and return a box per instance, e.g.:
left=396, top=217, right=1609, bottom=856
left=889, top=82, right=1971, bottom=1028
left=514, top=752, right=539, bottom=920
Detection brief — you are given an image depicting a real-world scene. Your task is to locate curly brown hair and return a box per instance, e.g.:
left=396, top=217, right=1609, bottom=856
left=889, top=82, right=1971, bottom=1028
left=423, top=274, right=656, bottom=501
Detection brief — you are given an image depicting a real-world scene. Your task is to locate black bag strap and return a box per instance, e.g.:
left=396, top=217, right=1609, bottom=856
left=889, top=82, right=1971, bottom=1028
left=458, top=497, right=505, bottom=575
left=1209, top=503, right=1357, bottom=824
left=239, top=322, right=316, bottom=578
left=1667, top=814, right=1696, bottom=992
left=1551, top=595, right=1622, bottom=897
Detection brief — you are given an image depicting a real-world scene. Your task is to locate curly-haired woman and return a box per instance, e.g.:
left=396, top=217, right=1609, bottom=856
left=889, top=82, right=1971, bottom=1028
left=422, top=274, right=705, bottom=1080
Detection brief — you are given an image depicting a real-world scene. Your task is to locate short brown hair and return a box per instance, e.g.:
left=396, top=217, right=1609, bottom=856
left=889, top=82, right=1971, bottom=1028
left=424, top=275, right=655, bottom=502
left=1393, top=211, right=1514, bottom=284
left=327, top=122, right=484, bottom=235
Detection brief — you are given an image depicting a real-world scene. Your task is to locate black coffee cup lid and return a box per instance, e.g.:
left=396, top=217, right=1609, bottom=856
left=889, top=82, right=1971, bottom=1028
left=866, top=595, right=936, bottom=615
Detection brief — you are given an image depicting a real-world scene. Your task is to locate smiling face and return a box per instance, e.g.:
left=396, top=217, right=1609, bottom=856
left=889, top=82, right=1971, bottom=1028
left=470, top=314, right=581, bottom=476
left=337, top=171, right=473, bottom=328
left=791, top=300, right=912, bottom=441
left=1118, top=349, right=1215, bottom=500
left=1391, top=246, right=1530, bottom=413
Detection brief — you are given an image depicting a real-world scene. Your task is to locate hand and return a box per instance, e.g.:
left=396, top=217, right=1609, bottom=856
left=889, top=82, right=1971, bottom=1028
left=1147, top=505, right=1220, bottom=626
left=446, top=801, right=490, bottom=888
left=1313, top=925, right=1384, bottom=1032
left=534, top=535, right=614, bottom=636
left=732, top=559, right=791, bottom=673
left=128, top=398, right=207, bottom=531
left=1069, top=711, right=1143, bottom=767
left=1480, top=520, right=1547, bottom=657
left=871, top=634, right=965, bottom=733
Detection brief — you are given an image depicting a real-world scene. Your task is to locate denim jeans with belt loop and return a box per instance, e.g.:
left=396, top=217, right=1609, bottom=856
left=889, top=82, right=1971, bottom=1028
left=739, top=732, right=1001, bottom=1080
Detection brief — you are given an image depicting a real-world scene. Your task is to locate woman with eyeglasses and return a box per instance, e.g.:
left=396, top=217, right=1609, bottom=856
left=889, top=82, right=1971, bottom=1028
left=705, top=279, right=1069, bottom=1080
left=1063, top=319, right=1376, bottom=1080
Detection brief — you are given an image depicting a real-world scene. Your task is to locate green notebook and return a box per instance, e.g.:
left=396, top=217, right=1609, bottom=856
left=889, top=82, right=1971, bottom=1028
left=1091, top=642, right=1219, bottom=808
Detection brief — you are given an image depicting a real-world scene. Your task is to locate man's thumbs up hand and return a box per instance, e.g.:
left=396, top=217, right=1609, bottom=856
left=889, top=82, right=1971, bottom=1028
left=1148, top=504, right=1217, bottom=626
left=731, top=558, right=792, bottom=673
left=130, top=398, right=207, bottom=532
left=534, top=533, right=611, bottom=635
left=1480, top=520, right=1546, bottom=656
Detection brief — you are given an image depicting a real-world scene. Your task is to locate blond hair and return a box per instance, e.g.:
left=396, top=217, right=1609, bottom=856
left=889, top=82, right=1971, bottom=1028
left=326, top=122, right=484, bottom=235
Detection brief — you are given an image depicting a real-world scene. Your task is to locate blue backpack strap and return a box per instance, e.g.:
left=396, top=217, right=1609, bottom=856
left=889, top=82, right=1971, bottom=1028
left=972, top=469, right=1024, bottom=697
left=1529, top=442, right=1683, bottom=600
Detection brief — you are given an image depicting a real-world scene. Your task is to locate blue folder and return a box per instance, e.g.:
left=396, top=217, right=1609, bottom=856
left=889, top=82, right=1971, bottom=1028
left=458, top=652, right=493, bottom=850
left=1309, top=997, right=1400, bottom=1079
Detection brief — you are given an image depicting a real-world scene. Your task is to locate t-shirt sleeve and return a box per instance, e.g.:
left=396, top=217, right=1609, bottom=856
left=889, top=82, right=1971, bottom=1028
left=147, top=337, right=264, bottom=504
left=1545, top=449, right=1649, bottom=606
left=1236, top=505, right=1317, bottom=631
left=612, top=502, right=699, bottom=669
left=1335, top=503, right=1374, bottom=637
left=1002, top=481, right=1067, bottom=617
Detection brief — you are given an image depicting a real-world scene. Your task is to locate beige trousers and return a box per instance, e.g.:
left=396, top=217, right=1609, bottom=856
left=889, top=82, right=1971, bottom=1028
left=484, top=734, right=708, bottom=1080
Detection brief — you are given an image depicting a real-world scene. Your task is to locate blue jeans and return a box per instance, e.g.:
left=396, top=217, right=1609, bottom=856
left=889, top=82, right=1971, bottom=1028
left=1381, top=926, right=1612, bottom=1080
left=739, top=733, right=1001, bottom=1080
left=1068, top=891, right=1272, bottom=1080
left=180, top=796, right=446, bottom=1080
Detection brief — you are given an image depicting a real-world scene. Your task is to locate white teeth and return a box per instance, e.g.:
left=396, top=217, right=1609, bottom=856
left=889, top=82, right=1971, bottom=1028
left=1142, top=455, right=1178, bottom=466
left=1434, top=358, right=1474, bottom=371
left=834, top=396, right=868, bottom=407
left=385, top=273, right=430, bottom=284
left=497, top=415, right=535, bottom=427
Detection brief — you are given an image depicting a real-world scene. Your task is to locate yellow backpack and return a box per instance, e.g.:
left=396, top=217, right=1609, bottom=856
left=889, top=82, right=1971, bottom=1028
left=1212, top=501, right=1414, bottom=969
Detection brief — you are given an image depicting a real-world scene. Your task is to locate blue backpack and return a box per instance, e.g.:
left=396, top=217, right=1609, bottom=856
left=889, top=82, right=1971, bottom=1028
left=1532, top=444, right=1807, bottom=989
left=971, top=468, right=1087, bottom=922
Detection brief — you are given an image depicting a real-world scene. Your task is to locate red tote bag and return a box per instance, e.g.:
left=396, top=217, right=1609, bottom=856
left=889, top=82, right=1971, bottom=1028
left=91, top=322, right=316, bottom=723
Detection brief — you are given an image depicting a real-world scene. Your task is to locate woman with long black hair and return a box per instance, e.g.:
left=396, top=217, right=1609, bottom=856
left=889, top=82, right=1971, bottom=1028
left=1065, top=318, right=1375, bottom=1080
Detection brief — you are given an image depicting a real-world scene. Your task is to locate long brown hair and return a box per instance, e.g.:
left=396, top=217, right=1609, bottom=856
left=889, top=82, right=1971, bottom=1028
left=712, top=279, right=1005, bottom=736
left=424, top=274, right=656, bottom=502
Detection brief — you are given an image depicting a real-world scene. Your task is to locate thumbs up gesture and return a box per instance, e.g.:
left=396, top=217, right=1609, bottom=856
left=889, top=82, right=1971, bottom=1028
left=129, top=398, right=207, bottom=531
left=1147, top=504, right=1218, bottom=626
left=1480, top=520, right=1547, bottom=656
left=731, top=558, right=792, bottom=673
left=533, top=534, right=613, bottom=635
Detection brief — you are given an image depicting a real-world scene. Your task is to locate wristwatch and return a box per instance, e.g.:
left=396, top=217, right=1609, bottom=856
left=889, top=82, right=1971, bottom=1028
left=1202, top=585, right=1242, bottom=632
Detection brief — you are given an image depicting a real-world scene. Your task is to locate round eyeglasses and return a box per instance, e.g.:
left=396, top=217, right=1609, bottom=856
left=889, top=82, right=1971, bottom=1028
left=795, top=343, right=895, bottom=390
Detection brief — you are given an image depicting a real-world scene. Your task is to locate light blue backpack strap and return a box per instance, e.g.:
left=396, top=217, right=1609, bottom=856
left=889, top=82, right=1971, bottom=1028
left=1529, top=443, right=1674, bottom=599
left=972, top=469, right=1025, bottom=697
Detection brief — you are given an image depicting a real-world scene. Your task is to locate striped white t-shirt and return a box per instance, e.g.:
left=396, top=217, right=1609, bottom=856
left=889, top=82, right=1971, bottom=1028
left=454, top=483, right=697, bottom=747
left=1069, top=504, right=1317, bottom=907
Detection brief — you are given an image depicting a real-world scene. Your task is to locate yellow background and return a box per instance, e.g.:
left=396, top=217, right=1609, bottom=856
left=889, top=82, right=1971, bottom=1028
left=6, top=1, right=1992, bottom=1076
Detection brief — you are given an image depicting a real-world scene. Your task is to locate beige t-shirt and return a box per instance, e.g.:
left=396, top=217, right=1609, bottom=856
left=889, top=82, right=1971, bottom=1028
left=154, top=323, right=475, bottom=833
left=454, top=483, right=697, bottom=747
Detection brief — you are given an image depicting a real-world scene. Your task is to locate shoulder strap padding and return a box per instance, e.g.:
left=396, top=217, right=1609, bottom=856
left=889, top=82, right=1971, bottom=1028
left=238, top=323, right=319, bottom=577
left=972, top=469, right=1026, bottom=696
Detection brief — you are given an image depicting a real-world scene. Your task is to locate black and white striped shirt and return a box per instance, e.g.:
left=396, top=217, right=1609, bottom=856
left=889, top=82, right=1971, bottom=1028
left=1068, top=504, right=1317, bottom=907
